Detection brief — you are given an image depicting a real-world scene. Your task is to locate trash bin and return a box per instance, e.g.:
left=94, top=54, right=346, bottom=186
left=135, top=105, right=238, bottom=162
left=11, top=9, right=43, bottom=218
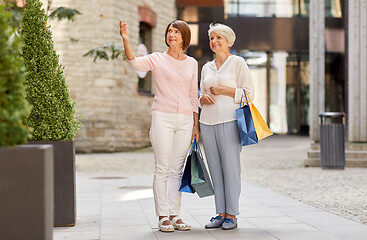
left=319, top=112, right=345, bottom=169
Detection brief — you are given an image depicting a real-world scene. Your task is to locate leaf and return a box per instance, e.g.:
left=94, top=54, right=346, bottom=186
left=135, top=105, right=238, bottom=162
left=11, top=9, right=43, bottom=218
left=69, top=38, right=79, bottom=43
left=83, top=42, right=126, bottom=62
left=48, top=7, right=81, bottom=22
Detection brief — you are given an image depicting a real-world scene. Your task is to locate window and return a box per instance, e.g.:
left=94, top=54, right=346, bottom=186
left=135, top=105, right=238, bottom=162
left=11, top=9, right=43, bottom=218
left=226, top=0, right=342, bottom=18
left=138, top=22, right=152, bottom=94
left=227, top=0, right=295, bottom=17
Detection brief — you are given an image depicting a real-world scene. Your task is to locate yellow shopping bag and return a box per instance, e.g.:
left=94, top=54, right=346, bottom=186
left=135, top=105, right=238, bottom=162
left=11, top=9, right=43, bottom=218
left=244, top=90, right=273, bottom=141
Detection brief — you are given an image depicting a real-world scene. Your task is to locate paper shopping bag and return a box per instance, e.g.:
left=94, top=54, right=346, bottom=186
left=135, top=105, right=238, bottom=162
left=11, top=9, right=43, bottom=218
left=190, top=140, right=214, bottom=198
left=245, top=90, right=273, bottom=140
left=236, top=93, right=258, bottom=146
left=179, top=143, right=196, bottom=193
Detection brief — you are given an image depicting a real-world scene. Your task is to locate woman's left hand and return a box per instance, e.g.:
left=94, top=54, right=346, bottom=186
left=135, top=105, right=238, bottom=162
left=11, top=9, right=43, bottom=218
left=191, top=125, right=200, bottom=142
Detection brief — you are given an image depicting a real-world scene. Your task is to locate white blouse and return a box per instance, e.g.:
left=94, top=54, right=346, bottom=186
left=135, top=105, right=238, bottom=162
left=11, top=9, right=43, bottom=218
left=199, top=55, right=255, bottom=125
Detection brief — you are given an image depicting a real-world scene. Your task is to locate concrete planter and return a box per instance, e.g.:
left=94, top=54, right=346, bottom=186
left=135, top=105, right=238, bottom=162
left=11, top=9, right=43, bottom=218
left=32, top=140, right=76, bottom=227
left=0, top=145, right=54, bottom=240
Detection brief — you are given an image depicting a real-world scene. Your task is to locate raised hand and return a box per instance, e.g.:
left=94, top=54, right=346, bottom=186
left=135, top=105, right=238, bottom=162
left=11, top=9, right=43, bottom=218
left=119, top=20, right=129, bottom=40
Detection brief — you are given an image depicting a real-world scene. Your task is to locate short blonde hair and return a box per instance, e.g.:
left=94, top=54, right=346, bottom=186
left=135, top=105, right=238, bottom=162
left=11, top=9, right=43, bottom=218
left=208, top=23, right=236, bottom=48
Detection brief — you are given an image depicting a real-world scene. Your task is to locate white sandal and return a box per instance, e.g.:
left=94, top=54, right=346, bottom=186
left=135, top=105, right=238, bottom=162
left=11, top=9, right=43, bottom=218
left=171, top=216, right=191, bottom=231
left=158, top=217, right=174, bottom=232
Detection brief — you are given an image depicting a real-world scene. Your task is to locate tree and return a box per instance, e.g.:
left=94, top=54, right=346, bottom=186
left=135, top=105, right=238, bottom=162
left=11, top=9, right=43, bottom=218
left=0, top=4, right=31, bottom=147
left=20, top=0, right=80, bottom=141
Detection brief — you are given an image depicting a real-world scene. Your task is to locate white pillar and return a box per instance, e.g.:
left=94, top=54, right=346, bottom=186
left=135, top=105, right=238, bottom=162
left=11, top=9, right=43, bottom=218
left=309, top=0, right=325, bottom=141
left=270, top=52, right=288, bottom=134
left=348, top=0, right=367, bottom=142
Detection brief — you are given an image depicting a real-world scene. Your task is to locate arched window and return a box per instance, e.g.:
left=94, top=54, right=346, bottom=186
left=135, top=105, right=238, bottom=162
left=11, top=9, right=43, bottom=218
left=137, top=5, right=156, bottom=94
left=138, top=22, right=152, bottom=93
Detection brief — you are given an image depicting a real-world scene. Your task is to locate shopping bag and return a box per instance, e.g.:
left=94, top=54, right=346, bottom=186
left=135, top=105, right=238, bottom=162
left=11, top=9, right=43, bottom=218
left=179, top=143, right=196, bottom=193
left=244, top=90, right=273, bottom=140
left=190, top=140, right=214, bottom=198
left=236, top=92, right=258, bottom=146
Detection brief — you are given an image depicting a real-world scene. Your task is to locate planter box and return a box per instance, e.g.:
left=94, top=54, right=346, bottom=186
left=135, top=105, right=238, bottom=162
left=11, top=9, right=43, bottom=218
left=0, top=145, right=54, bottom=240
left=32, top=140, right=76, bottom=227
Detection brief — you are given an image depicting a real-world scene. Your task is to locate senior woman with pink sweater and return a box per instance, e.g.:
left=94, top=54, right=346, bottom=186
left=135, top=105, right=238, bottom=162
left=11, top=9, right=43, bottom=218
left=120, top=19, right=199, bottom=233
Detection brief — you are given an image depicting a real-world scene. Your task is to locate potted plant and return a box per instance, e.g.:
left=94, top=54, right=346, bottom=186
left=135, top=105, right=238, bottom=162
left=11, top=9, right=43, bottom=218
left=20, top=0, right=81, bottom=227
left=0, top=4, right=54, bottom=239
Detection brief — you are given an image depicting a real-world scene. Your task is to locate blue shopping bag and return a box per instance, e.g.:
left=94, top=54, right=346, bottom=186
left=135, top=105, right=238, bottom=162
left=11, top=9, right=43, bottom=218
left=179, top=142, right=196, bottom=193
left=236, top=91, right=258, bottom=146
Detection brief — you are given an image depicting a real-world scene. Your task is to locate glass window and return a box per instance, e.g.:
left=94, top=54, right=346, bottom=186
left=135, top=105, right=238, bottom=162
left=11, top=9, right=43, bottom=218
left=227, top=0, right=297, bottom=17
left=293, top=0, right=310, bottom=16
left=325, top=0, right=342, bottom=18
left=226, top=0, right=342, bottom=18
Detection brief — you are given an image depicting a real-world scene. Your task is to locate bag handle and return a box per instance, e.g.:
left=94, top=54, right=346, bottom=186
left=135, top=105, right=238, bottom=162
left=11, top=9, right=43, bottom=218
left=190, top=139, right=196, bottom=154
left=240, top=89, right=250, bottom=107
left=244, top=90, right=253, bottom=105
left=191, top=138, right=204, bottom=159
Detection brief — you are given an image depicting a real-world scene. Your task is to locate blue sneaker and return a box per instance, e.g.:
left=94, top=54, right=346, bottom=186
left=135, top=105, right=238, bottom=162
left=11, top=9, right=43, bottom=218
left=205, top=216, right=225, bottom=229
left=222, top=218, right=237, bottom=230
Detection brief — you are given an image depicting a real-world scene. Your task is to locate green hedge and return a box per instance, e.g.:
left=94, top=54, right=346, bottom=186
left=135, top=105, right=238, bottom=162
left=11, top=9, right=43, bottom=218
left=0, top=5, right=31, bottom=147
left=21, top=0, right=80, bottom=141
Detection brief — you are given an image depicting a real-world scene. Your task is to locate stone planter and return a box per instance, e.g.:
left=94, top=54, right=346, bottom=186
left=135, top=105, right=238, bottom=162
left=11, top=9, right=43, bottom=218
left=0, top=145, right=54, bottom=240
left=32, top=140, right=76, bottom=227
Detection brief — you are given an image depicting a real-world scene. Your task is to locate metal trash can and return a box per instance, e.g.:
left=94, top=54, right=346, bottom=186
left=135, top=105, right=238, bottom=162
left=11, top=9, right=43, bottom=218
left=319, top=112, right=345, bottom=169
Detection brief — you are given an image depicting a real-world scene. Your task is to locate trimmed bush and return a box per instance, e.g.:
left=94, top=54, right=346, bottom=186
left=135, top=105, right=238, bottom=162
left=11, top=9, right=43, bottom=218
left=20, top=0, right=80, bottom=141
left=0, top=5, right=31, bottom=147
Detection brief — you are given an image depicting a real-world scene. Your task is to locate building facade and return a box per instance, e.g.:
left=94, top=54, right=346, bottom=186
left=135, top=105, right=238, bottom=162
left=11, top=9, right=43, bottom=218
left=41, top=0, right=367, bottom=159
left=306, top=0, right=367, bottom=167
left=41, top=0, right=176, bottom=152
left=179, top=0, right=366, bottom=165
left=183, top=0, right=344, bottom=136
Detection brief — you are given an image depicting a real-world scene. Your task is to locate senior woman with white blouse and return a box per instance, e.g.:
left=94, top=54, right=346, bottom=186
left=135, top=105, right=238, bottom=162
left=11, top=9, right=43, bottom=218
left=199, top=23, right=255, bottom=230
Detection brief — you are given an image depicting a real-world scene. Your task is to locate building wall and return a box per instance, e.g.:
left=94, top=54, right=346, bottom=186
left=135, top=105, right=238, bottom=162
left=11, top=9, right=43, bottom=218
left=40, top=0, right=176, bottom=152
left=348, top=0, right=367, bottom=142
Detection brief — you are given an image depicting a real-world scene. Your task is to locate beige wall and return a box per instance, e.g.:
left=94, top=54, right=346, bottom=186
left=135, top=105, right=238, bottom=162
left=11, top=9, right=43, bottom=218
left=41, top=0, right=177, bottom=152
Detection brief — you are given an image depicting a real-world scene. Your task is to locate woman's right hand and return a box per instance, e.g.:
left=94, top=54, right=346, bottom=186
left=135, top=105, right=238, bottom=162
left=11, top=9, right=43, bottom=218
left=119, top=20, right=129, bottom=40
left=200, top=94, right=215, bottom=105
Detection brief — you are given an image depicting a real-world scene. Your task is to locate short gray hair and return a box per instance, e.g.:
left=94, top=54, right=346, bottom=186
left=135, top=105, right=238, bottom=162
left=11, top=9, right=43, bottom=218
left=208, top=23, right=236, bottom=47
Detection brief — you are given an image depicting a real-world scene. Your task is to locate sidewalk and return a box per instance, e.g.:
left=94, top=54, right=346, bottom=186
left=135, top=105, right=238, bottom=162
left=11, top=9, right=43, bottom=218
left=54, top=172, right=367, bottom=240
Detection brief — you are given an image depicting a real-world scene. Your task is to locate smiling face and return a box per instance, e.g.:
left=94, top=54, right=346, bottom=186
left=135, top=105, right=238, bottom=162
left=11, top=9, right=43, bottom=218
left=209, top=32, right=230, bottom=54
left=166, top=25, right=183, bottom=49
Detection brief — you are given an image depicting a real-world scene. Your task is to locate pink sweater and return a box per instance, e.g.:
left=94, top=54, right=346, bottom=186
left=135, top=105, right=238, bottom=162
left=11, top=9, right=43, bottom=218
left=128, top=52, right=198, bottom=115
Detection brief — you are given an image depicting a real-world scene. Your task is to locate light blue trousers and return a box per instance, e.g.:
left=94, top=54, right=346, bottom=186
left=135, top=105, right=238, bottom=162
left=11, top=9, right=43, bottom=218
left=200, top=121, right=242, bottom=216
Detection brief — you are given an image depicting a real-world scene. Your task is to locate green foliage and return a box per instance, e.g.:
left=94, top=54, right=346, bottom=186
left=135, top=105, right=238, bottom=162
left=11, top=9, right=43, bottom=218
left=2, top=0, right=23, bottom=29
left=1, top=0, right=82, bottom=30
left=20, top=0, right=80, bottom=141
left=48, top=7, right=81, bottom=21
left=83, top=42, right=126, bottom=62
left=0, top=5, right=31, bottom=147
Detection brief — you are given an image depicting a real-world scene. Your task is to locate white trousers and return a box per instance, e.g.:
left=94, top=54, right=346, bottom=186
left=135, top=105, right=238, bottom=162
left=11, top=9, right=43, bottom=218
left=150, top=110, right=193, bottom=216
